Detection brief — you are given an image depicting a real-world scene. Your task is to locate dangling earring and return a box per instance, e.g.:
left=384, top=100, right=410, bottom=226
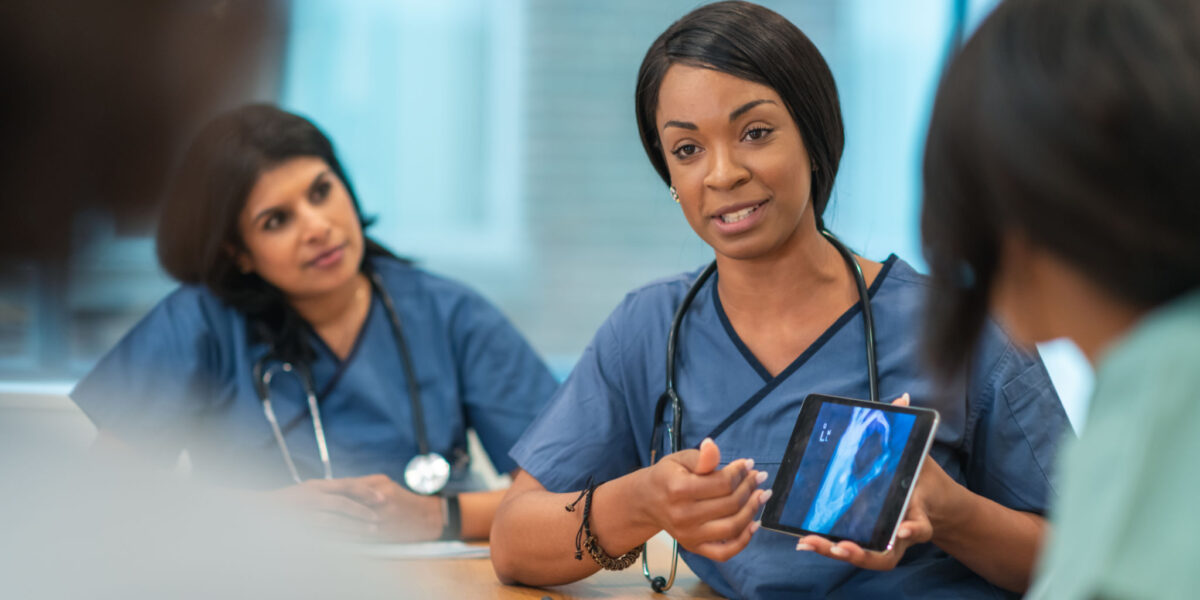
left=669, top=186, right=680, bottom=204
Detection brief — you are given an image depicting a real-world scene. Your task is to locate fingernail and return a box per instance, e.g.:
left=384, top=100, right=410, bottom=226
left=750, top=521, right=761, bottom=534
left=830, top=546, right=848, bottom=557
left=745, top=458, right=755, bottom=470
left=759, top=489, right=773, bottom=504
left=796, top=542, right=813, bottom=552
left=902, top=393, right=910, bottom=402
left=702, top=437, right=714, bottom=447
left=755, top=471, right=768, bottom=484
left=898, top=528, right=910, bottom=539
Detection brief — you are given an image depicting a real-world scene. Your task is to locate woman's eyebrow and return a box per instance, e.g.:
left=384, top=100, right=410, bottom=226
left=308, top=169, right=331, bottom=190
left=663, top=120, right=698, bottom=131
left=729, top=99, right=776, bottom=121
left=252, top=204, right=280, bottom=225
left=251, top=169, right=331, bottom=224
left=661, top=99, right=778, bottom=132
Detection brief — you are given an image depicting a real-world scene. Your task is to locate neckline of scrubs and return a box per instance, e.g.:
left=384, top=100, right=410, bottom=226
left=704, top=254, right=897, bottom=441
left=276, top=288, right=379, bottom=435
left=311, top=287, right=378, bottom=392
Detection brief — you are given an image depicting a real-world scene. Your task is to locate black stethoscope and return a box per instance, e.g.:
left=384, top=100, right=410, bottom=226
left=252, top=271, right=453, bottom=495
left=642, top=230, right=880, bottom=592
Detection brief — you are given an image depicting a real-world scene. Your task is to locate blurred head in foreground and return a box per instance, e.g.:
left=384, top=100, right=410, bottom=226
left=921, top=0, right=1200, bottom=371
left=0, top=0, right=283, bottom=263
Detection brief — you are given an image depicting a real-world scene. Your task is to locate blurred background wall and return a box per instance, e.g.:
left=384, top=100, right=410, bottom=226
left=0, top=0, right=1092, bottom=432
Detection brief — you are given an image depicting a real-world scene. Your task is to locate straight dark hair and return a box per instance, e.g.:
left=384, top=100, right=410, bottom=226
left=921, top=0, right=1200, bottom=377
left=157, top=104, right=396, bottom=363
left=635, top=1, right=844, bottom=229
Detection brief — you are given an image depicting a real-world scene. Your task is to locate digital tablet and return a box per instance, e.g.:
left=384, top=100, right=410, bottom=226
left=760, top=394, right=939, bottom=552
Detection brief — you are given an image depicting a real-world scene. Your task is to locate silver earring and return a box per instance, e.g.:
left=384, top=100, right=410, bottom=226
left=669, top=186, right=680, bottom=204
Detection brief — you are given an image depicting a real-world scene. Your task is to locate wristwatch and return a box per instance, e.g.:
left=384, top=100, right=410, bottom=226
left=439, top=494, right=461, bottom=540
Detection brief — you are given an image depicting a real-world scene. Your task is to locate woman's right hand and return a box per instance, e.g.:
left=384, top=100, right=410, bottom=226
left=640, top=437, right=770, bottom=562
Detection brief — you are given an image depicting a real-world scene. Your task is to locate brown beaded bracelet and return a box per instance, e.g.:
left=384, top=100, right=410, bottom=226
left=565, top=477, right=642, bottom=571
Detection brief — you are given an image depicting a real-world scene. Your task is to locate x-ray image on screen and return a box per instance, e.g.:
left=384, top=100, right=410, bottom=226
left=778, top=403, right=916, bottom=542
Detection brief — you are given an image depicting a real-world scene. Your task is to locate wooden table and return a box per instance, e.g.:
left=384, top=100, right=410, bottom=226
left=385, top=535, right=720, bottom=599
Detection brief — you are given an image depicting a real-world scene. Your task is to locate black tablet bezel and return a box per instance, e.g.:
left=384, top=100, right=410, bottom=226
left=760, top=393, right=939, bottom=552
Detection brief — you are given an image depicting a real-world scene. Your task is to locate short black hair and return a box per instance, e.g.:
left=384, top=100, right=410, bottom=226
left=157, top=104, right=394, bottom=362
left=921, top=0, right=1200, bottom=377
left=634, top=1, right=844, bottom=229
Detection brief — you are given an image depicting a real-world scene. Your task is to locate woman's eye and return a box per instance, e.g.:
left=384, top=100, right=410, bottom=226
left=263, top=211, right=288, bottom=231
left=671, top=144, right=700, bottom=159
left=744, top=127, right=774, bottom=142
left=310, top=179, right=332, bottom=203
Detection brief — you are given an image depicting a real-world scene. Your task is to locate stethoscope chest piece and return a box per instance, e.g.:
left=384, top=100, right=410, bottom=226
left=405, top=453, right=451, bottom=495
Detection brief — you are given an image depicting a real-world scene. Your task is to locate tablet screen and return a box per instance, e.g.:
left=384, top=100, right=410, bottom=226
left=761, top=394, right=938, bottom=551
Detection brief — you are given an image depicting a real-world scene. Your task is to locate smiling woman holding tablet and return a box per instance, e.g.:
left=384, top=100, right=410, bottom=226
left=489, top=2, right=1071, bottom=597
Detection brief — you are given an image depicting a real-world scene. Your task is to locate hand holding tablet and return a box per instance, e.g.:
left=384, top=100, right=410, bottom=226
left=760, top=393, right=940, bottom=561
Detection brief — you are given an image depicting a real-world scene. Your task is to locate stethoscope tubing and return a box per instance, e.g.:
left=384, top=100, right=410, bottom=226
left=373, top=271, right=432, bottom=456
left=255, top=361, right=330, bottom=484
left=252, top=268, right=445, bottom=488
left=824, top=231, right=879, bottom=403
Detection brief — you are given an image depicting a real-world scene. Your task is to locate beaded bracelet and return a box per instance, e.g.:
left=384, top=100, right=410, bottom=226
left=565, top=477, right=642, bottom=570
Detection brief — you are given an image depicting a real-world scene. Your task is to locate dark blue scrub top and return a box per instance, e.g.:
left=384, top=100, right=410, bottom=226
left=510, top=256, right=1071, bottom=599
left=72, top=256, right=559, bottom=490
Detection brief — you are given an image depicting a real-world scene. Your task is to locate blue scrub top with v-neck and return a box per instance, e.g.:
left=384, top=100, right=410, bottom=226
left=72, top=255, right=559, bottom=490
left=509, top=256, right=1070, bottom=600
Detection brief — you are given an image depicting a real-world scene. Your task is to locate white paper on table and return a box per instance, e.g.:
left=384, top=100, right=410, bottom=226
left=347, top=541, right=490, bottom=560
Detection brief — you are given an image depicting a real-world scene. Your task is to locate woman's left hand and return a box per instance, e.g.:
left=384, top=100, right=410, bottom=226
left=794, top=471, right=934, bottom=569
left=337, top=474, right=444, bottom=542
left=794, top=394, right=952, bottom=570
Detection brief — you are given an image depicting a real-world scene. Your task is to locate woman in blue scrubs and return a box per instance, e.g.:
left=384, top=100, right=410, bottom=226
left=491, top=2, right=1069, bottom=597
left=71, top=105, right=558, bottom=541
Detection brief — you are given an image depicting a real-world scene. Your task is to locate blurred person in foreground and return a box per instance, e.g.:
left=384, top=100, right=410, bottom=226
left=0, top=2, right=398, bottom=598
left=921, top=0, right=1200, bottom=597
left=0, top=0, right=281, bottom=262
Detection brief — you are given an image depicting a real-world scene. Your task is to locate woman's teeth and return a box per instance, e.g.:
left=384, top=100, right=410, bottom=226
left=720, top=204, right=759, bottom=224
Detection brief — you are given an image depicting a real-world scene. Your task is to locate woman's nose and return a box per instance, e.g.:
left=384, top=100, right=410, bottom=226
left=297, top=203, right=332, bottom=243
left=703, top=146, right=751, bottom=191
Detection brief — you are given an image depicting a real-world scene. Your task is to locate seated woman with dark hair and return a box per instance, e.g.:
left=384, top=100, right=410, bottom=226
left=71, top=104, right=558, bottom=542
left=921, top=0, right=1200, bottom=597
left=490, top=2, right=1070, bottom=597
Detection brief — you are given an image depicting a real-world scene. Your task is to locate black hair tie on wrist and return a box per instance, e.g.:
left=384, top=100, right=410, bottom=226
left=564, top=476, right=595, bottom=560
left=564, top=476, right=641, bottom=570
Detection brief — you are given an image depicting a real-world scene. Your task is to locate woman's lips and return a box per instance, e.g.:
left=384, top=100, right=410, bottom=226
left=306, top=243, right=347, bottom=269
left=711, top=199, right=770, bottom=235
